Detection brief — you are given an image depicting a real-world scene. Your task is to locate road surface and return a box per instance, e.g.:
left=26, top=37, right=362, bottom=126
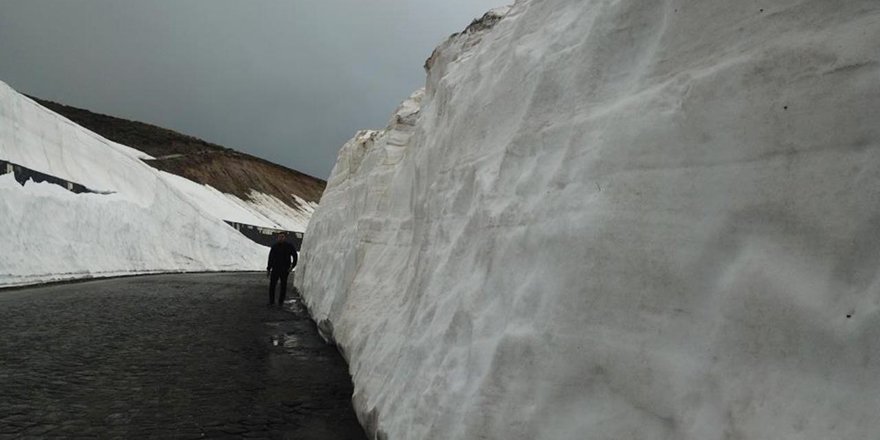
left=0, top=273, right=366, bottom=439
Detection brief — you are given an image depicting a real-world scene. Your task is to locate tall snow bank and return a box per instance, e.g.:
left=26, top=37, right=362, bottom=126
left=296, top=1, right=880, bottom=439
left=0, top=81, right=265, bottom=287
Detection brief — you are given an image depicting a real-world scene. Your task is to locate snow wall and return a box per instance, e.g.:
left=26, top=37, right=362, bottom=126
left=296, top=1, right=880, bottom=439
left=0, top=81, right=265, bottom=287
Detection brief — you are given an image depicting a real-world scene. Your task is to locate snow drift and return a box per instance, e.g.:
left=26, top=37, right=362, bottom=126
left=0, top=81, right=270, bottom=287
left=296, top=1, right=880, bottom=439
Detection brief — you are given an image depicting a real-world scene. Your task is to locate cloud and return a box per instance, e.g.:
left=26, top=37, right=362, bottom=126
left=0, top=0, right=508, bottom=178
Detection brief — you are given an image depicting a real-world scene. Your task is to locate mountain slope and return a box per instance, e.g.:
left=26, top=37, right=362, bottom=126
left=30, top=97, right=325, bottom=207
left=1, top=80, right=266, bottom=287
left=295, top=1, right=880, bottom=439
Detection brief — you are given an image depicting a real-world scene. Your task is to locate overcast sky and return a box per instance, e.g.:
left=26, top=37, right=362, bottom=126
left=0, top=1, right=507, bottom=179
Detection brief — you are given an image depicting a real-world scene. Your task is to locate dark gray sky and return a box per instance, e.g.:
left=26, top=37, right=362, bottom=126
left=0, top=1, right=507, bottom=178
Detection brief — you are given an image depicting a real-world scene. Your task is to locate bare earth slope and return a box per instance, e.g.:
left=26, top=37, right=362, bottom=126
left=29, top=97, right=325, bottom=207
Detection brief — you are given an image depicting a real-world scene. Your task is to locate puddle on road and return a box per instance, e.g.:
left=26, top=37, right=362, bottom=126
left=263, top=298, right=328, bottom=355
left=270, top=332, right=303, bottom=349
left=282, top=298, right=307, bottom=315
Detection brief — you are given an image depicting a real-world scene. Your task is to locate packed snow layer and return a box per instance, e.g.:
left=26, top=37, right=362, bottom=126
left=0, top=80, right=268, bottom=287
left=296, top=1, right=880, bottom=439
left=0, top=174, right=261, bottom=286
left=158, top=170, right=315, bottom=231
left=0, top=82, right=314, bottom=234
left=243, top=192, right=318, bottom=233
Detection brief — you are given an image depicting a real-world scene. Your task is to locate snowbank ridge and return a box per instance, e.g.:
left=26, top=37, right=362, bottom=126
left=297, top=0, right=880, bottom=438
left=0, top=81, right=267, bottom=287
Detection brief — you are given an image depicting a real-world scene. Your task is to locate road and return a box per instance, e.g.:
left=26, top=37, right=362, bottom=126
left=0, top=273, right=366, bottom=439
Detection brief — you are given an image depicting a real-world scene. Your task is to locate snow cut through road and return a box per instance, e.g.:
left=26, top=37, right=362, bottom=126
left=0, top=273, right=365, bottom=439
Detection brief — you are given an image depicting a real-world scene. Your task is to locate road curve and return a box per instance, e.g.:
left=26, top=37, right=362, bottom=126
left=0, top=273, right=366, bottom=439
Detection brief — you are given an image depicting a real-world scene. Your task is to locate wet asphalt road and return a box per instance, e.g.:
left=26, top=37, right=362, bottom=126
left=0, top=273, right=366, bottom=439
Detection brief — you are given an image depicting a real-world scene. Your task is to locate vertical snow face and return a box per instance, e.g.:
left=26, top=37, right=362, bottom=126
left=0, top=81, right=266, bottom=286
left=297, top=1, right=880, bottom=439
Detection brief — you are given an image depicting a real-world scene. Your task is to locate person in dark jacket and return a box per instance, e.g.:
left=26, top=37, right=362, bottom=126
left=267, top=232, right=298, bottom=306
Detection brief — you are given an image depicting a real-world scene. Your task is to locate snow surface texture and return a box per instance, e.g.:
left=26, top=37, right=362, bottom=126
left=0, top=81, right=272, bottom=287
left=296, top=1, right=880, bottom=439
left=159, top=171, right=317, bottom=232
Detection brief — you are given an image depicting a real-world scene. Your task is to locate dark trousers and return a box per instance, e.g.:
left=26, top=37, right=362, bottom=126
left=269, top=270, right=289, bottom=305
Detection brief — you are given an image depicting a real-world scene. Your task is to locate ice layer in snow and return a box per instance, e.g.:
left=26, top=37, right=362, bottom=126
left=0, top=81, right=268, bottom=286
left=295, top=1, right=880, bottom=439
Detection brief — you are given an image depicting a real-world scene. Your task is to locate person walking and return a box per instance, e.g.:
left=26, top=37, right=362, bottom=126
left=267, top=232, right=297, bottom=306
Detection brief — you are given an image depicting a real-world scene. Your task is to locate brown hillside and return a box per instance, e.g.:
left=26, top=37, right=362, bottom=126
left=29, top=96, right=326, bottom=205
